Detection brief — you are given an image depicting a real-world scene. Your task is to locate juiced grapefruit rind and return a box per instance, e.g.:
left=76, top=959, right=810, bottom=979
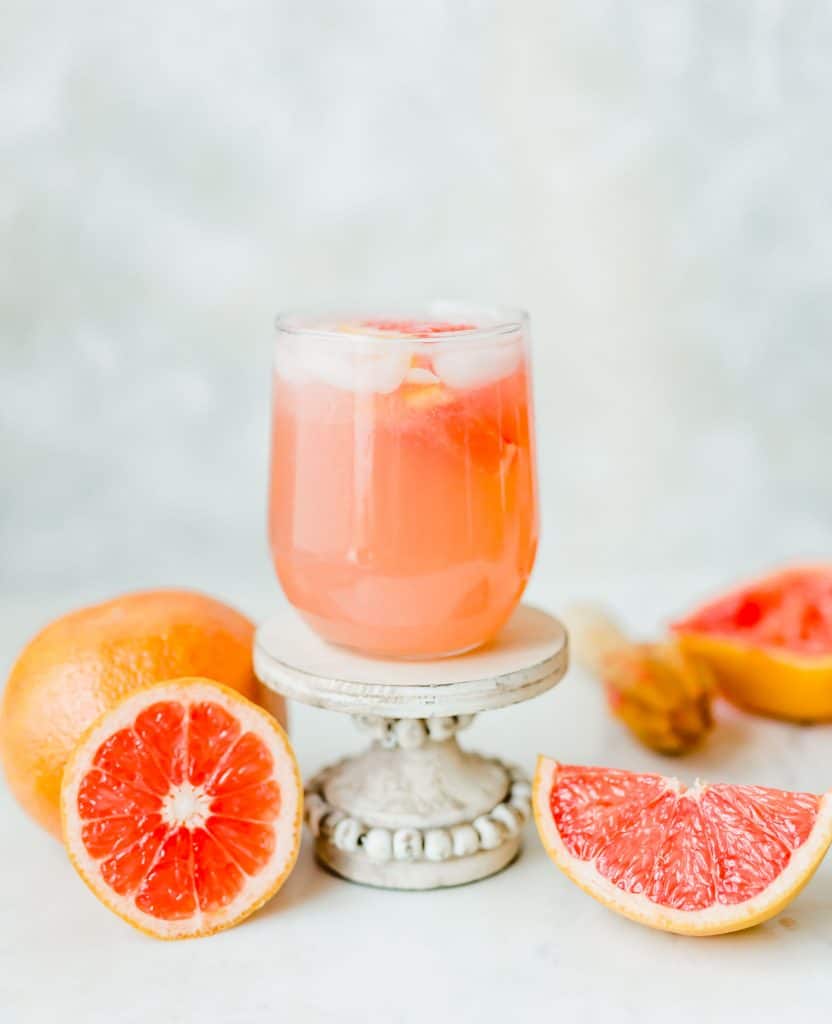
left=61, top=679, right=302, bottom=940
left=672, top=566, right=832, bottom=721
left=673, top=633, right=832, bottom=722
left=532, top=756, right=832, bottom=936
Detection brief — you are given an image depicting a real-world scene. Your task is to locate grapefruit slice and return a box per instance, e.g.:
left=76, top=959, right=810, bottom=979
left=533, top=757, right=832, bottom=935
left=61, top=678, right=302, bottom=940
left=672, top=565, right=832, bottom=721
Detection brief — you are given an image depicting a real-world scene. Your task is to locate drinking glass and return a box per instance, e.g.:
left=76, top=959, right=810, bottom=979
left=268, top=303, right=538, bottom=658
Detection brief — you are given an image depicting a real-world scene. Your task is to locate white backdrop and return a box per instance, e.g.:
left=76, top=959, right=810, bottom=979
left=3, top=0, right=831, bottom=611
left=3, top=9, right=832, bottom=1022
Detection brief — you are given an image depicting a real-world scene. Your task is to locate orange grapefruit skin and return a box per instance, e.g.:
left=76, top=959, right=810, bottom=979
left=60, top=678, right=302, bottom=941
left=0, top=590, right=286, bottom=839
left=532, top=756, right=832, bottom=936
left=673, top=566, right=832, bottom=722
left=674, top=632, right=832, bottom=723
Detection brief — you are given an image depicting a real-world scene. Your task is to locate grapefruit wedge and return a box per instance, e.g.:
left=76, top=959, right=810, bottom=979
left=672, top=565, right=832, bottom=721
left=61, top=678, right=302, bottom=940
left=533, top=758, right=832, bottom=935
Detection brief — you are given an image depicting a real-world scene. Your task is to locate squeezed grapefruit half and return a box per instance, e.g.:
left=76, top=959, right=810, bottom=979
left=672, top=565, right=832, bottom=721
left=61, top=678, right=302, bottom=940
left=533, top=758, right=832, bottom=935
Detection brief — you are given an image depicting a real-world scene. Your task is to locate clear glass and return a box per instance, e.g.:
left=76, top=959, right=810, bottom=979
left=268, top=303, right=539, bottom=658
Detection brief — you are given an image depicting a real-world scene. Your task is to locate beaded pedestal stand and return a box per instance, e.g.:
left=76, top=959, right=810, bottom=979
left=254, top=604, right=568, bottom=890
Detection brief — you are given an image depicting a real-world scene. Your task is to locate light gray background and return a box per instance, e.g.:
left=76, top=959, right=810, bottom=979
left=3, top=6, right=832, bottom=1022
left=3, top=0, right=831, bottom=614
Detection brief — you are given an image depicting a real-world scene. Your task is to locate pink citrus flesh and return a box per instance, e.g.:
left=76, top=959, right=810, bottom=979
left=61, top=678, right=302, bottom=940
left=533, top=757, right=832, bottom=935
left=672, top=565, right=832, bottom=657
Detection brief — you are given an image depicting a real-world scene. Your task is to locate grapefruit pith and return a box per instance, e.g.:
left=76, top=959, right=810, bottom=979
left=533, top=757, right=832, bottom=935
left=61, top=678, right=302, bottom=940
left=672, top=565, right=832, bottom=721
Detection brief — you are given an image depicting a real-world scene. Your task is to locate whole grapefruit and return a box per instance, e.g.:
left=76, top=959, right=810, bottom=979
left=0, top=589, right=284, bottom=839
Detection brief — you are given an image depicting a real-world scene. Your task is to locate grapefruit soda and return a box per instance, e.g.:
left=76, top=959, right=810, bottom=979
left=268, top=306, right=538, bottom=658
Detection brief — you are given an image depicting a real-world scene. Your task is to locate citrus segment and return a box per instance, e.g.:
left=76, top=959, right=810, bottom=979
left=673, top=566, right=832, bottom=721
left=533, top=757, right=832, bottom=935
left=62, top=679, right=301, bottom=939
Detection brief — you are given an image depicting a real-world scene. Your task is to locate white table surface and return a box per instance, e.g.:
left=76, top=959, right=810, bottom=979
left=3, top=575, right=832, bottom=1024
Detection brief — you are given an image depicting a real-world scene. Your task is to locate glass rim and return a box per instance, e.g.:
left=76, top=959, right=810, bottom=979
left=274, top=302, right=529, bottom=346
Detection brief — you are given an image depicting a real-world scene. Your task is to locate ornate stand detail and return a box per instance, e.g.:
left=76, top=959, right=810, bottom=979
left=254, top=605, right=567, bottom=890
left=354, top=713, right=476, bottom=748
left=303, top=715, right=533, bottom=888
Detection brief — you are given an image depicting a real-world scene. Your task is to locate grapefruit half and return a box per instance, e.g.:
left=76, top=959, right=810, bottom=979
left=61, top=678, right=302, bottom=940
left=672, top=565, right=832, bottom=721
left=533, top=757, right=832, bottom=935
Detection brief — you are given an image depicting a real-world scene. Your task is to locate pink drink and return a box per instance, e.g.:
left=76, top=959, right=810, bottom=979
left=268, top=307, right=538, bottom=658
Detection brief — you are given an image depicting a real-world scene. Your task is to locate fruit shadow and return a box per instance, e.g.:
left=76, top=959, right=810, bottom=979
left=257, top=839, right=338, bottom=919
left=691, top=870, right=832, bottom=949
left=766, top=871, right=832, bottom=942
left=694, top=698, right=832, bottom=781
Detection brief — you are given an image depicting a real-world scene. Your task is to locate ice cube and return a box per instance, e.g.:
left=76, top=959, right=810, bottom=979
left=274, top=341, right=411, bottom=394
left=405, top=366, right=441, bottom=385
left=317, top=347, right=412, bottom=393
left=433, top=339, right=522, bottom=389
left=273, top=342, right=307, bottom=384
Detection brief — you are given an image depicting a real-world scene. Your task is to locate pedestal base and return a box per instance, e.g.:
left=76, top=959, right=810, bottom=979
left=254, top=604, right=568, bottom=891
left=303, top=716, right=531, bottom=889
left=316, top=831, right=522, bottom=889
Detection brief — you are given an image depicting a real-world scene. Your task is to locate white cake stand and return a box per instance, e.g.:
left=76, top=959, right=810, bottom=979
left=254, top=604, right=568, bottom=890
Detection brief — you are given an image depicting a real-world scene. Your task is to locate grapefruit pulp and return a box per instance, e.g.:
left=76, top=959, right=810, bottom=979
left=672, top=566, right=832, bottom=721
left=61, top=678, right=302, bottom=939
left=533, top=758, right=832, bottom=935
